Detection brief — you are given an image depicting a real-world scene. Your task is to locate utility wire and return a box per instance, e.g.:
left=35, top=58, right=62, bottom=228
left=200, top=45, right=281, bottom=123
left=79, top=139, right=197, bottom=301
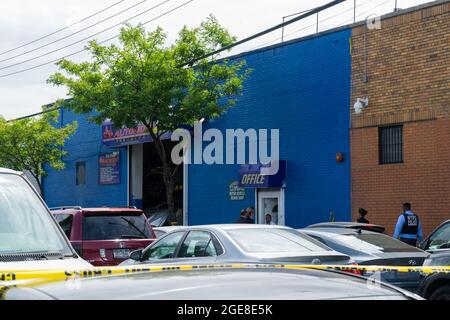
left=0, top=0, right=192, bottom=80
left=180, top=0, right=346, bottom=67
left=7, top=0, right=342, bottom=120
left=0, top=0, right=126, bottom=57
left=248, top=0, right=385, bottom=52
left=0, top=0, right=167, bottom=70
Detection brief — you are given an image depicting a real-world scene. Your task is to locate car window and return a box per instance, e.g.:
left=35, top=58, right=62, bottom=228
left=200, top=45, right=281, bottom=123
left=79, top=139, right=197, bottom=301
left=54, top=214, right=73, bottom=239
left=143, top=232, right=185, bottom=260
left=178, top=231, right=219, bottom=258
left=82, top=214, right=152, bottom=240
left=226, top=228, right=332, bottom=253
left=428, top=223, right=450, bottom=250
left=333, top=233, right=422, bottom=253
left=0, top=173, right=72, bottom=255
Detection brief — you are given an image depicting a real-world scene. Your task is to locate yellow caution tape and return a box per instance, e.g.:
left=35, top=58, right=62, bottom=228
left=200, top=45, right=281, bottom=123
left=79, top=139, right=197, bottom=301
left=0, top=263, right=449, bottom=299
left=1, top=263, right=449, bottom=283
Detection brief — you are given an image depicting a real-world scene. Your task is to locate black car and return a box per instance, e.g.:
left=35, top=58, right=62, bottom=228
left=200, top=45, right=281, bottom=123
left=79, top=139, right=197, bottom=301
left=3, top=265, right=422, bottom=300
left=417, top=220, right=450, bottom=300
left=300, top=226, right=429, bottom=291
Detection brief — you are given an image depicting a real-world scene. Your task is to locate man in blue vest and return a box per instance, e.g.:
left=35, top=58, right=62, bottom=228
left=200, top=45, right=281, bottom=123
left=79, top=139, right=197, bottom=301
left=393, top=202, right=423, bottom=246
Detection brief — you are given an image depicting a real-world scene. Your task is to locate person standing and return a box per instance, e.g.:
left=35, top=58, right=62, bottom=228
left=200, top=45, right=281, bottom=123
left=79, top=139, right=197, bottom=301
left=356, top=208, right=369, bottom=224
left=246, top=206, right=255, bottom=224
left=265, top=214, right=275, bottom=225
left=393, top=202, right=423, bottom=246
left=235, top=209, right=249, bottom=223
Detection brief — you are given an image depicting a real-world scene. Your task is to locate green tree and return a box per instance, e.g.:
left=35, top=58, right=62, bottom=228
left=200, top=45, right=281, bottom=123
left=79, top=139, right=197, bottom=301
left=48, top=16, right=250, bottom=219
left=0, top=110, right=77, bottom=197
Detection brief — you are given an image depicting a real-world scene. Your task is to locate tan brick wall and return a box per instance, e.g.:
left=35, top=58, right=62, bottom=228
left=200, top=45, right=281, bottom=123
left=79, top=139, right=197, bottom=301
left=350, top=2, right=450, bottom=236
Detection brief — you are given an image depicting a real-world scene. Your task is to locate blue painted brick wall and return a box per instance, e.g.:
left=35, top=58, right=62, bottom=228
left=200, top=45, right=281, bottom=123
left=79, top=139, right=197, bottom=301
left=188, top=29, right=352, bottom=227
left=43, top=109, right=128, bottom=208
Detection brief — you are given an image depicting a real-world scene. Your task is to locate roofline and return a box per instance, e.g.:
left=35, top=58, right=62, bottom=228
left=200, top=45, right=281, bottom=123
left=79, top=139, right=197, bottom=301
left=221, top=0, right=450, bottom=62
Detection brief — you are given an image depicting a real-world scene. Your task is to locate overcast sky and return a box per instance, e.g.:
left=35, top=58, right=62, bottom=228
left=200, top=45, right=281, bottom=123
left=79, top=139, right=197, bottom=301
left=0, top=0, right=432, bottom=120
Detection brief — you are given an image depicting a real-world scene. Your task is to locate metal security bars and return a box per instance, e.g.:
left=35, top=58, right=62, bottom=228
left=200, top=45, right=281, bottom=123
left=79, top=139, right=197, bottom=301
left=379, top=125, right=403, bottom=164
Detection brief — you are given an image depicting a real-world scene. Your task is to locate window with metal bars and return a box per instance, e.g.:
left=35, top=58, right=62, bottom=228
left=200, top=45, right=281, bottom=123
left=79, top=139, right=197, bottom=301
left=379, top=125, right=403, bottom=164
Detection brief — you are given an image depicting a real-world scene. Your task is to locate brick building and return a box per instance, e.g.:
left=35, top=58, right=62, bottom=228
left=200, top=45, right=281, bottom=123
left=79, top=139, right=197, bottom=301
left=350, top=0, right=450, bottom=235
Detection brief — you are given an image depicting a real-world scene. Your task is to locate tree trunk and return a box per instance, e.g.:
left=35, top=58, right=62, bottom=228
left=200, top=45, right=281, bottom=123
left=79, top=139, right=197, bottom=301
left=146, top=125, right=177, bottom=224
left=31, top=172, right=44, bottom=200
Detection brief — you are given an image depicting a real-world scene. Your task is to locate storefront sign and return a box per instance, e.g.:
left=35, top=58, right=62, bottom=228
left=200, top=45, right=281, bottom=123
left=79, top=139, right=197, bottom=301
left=238, top=161, right=286, bottom=188
left=99, top=152, right=121, bottom=185
left=229, top=181, right=246, bottom=201
left=101, top=120, right=171, bottom=147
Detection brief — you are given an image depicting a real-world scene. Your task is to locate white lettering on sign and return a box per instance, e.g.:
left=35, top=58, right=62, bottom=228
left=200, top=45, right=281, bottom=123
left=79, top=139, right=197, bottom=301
left=241, top=174, right=265, bottom=185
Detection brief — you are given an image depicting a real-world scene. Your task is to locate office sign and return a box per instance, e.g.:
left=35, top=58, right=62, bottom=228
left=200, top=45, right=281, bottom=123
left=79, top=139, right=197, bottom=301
left=238, top=161, right=286, bottom=188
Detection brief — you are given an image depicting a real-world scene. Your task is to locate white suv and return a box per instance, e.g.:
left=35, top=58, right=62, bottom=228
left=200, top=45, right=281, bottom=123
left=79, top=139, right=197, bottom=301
left=0, top=168, right=91, bottom=270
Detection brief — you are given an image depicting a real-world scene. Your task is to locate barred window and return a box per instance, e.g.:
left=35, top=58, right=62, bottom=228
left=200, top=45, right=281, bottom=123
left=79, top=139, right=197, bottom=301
left=379, top=125, right=403, bottom=164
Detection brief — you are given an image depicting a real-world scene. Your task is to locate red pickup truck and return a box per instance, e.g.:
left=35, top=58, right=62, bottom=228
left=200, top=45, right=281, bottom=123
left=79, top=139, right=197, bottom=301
left=51, top=207, right=156, bottom=266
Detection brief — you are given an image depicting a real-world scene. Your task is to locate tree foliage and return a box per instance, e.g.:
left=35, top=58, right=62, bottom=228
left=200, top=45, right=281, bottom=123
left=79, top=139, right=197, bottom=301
left=0, top=111, right=77, bottom=196
left=47, top=15, right=250, bottom=217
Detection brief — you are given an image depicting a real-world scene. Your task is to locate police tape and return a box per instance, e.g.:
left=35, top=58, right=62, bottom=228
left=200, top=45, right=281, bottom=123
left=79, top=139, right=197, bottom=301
left=1, top=263, right=450, bottom=284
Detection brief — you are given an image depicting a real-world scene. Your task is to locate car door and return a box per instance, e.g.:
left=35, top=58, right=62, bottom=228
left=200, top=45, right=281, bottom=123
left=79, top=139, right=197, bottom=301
left=174, top=230, right=222, bottom=264
left=140, top=231, right=186, bottom=264
left=422, top=222, right=450, bottom=252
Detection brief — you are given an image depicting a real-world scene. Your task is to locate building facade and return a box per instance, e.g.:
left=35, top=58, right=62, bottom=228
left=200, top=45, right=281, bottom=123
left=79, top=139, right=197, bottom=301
left=43, top=27, right=353, bottom=228
left=43, top=0, right=449, bottom=233
left=350, top=0, right=450, bottom=235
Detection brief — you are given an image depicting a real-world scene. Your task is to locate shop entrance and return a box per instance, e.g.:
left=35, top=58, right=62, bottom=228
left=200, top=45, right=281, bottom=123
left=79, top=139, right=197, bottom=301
left=140, top=140, right=183, bottom=225
left=256, top=189, right=284, bottom=225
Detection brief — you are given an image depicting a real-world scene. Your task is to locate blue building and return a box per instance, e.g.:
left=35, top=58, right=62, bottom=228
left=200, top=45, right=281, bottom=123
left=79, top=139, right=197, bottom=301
left=43, top=27, right=352, bottom=228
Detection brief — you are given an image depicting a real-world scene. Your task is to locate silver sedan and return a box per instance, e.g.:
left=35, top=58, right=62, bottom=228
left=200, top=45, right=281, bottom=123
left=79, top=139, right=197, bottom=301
left=120, top=224, right=352, bottom=266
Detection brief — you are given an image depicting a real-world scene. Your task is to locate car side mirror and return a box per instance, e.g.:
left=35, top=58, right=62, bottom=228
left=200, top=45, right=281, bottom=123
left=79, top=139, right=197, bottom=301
left=129, top=249, right=143, bottom=261
left=419, top=238, right=430, bottom=251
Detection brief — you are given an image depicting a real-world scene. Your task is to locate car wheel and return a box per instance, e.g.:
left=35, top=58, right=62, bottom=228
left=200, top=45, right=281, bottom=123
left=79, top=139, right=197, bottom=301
left=429, top=285, right=450, bottom=300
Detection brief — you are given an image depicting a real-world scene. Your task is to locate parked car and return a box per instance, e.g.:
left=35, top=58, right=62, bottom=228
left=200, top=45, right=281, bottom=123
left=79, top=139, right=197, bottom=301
left=300, top=226, right=429, bottom=292
left=3, top=265, right=422, bottom=300
left=121, top=224, right=352, bottom=266
left=307, top=222, right=386, bottom=233
left=153, top=226, right=184, bottom=238
left=417, top=220, right=450, bottom=300
left=51, top=207, right=156, bottom=266
left=420, top=219, right=450, bottom=252
left=417, top=251, right=450, bottom=300
left=0, top=168, right=91, bottom=270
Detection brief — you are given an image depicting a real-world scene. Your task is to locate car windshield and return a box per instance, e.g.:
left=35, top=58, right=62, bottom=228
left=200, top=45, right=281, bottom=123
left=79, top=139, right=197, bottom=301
left=82, top=214, right=152, bottom=240
left=226, top=228, right=332, bottom=253
left=333, top=233, right=423, bottom=253
left=0, top=173, right=72, bottom=255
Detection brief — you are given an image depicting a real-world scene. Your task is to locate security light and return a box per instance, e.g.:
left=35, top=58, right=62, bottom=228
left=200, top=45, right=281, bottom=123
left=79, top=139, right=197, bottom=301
left=354, top=97, right=368, bottom=114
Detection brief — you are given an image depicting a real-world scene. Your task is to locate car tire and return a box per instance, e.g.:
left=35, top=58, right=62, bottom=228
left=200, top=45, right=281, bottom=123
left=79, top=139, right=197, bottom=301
left=429, top=285, right=450, bottom=300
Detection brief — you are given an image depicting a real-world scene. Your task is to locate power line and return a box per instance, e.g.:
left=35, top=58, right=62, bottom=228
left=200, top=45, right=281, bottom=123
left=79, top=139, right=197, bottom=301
left=0, top=0, right=164, bottom=70
left=248, top=0, right=386, bottom=52
left=180, top=0, right=346, bottom=67
left=7, top=0, right=342, bottom=120
left=0, top=0, right=193, bottom=80
left=0, top=0, right=126, bottom=57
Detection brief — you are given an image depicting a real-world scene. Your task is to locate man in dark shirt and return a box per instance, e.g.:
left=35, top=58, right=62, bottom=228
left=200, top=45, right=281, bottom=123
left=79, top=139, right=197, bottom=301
left=357, top=208, right=369, bottom=224
left=235, top=209, right=249, bottom=223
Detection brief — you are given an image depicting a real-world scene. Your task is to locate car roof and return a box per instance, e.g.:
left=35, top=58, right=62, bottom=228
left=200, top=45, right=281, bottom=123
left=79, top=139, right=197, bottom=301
left=185, top=224, right=291, bottom=231
left=0, top=167, right=21, bottom=175
left=301, top=227, right=380, bottom=236
left=51, top=207, right=144, bottom=215
left=307, top=222, right=386, bottom=233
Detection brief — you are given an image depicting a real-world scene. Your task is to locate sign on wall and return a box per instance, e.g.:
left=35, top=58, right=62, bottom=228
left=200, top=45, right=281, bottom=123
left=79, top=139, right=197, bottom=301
left=238, top=161, right=286, bottom=188
left=99, top=151, right=121, bottom=185
left=101, top=120, right=171, bottom=147
left=229, top=181, right=246, bottom=201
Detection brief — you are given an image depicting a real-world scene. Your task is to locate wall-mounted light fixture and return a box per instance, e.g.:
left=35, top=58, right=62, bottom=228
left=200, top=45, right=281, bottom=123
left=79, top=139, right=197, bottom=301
left=353, top=97, right=368, bottom=114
